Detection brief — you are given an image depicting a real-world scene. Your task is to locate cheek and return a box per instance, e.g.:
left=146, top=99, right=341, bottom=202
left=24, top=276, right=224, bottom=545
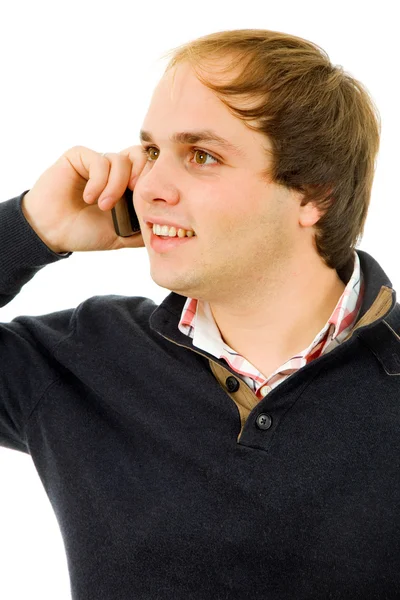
left=200, top=183, right=244, bottom=223
left=211, top=185, right=262, bottom=234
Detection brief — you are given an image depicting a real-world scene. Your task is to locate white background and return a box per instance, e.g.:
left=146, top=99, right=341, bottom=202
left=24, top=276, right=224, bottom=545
left=0, top=0, right=398, bottom=598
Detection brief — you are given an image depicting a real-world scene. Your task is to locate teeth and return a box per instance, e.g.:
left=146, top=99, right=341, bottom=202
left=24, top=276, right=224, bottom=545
left=153, top=223, right=195, bottom=238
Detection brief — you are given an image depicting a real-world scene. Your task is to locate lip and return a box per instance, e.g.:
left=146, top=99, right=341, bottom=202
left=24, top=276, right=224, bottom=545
left=144, top=217, right=194, bottom=232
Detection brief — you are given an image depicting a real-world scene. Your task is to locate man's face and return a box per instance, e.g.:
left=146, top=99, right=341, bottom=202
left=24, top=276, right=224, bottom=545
left=134, top=61, right=304, bottom=303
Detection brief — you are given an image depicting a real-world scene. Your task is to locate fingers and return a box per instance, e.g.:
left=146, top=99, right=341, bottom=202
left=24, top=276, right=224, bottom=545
left=118, top=145, right=148, bottom=187
left=64, top=145, right=147, bottom=212
left=93, top=152, right=133, bottom=210
left=64, top=146, right=112, bottom=205
left=97, top=146, right=148, bottom=209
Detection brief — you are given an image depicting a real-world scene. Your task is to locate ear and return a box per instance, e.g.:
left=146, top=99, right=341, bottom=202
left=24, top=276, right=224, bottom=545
left=298, top=184, right=334, bottom=227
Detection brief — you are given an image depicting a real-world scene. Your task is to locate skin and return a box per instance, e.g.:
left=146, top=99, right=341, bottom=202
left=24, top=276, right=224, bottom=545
left=133, top=61, right=346, bottom=377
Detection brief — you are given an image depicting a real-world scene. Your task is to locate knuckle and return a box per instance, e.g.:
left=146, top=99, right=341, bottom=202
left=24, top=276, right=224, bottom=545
left=64, top=145, right=87, bottom=161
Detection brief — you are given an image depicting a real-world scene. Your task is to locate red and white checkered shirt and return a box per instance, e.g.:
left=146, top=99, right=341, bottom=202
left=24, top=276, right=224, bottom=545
left=178, top=251, right=365, bottom=400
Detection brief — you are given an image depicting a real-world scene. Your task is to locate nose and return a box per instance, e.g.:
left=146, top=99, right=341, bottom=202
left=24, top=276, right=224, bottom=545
left=135, top=153, right=180, bottom=207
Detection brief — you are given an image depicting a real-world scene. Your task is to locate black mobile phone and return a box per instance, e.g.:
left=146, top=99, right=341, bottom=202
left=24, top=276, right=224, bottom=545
left=111, top=188, right=141, bottom=237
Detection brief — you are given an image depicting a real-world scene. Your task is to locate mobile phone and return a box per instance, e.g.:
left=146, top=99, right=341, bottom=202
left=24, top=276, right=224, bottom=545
left=111, top=188, right=141, bottom=237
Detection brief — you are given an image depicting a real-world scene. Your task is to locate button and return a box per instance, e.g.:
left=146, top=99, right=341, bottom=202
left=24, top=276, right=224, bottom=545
left=260, top=385, right=272, bottom=397
left=226, top=376, right=240, bottom=392
left=256, top=413, right=272, bottom=430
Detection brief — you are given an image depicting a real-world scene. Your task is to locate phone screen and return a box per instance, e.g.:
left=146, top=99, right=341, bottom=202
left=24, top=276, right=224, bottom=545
left=111, top=188, right=141, bottom=237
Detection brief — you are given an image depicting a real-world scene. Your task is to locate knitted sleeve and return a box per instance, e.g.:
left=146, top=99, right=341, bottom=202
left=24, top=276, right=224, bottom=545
left=0, top=191, right=74, bottom=452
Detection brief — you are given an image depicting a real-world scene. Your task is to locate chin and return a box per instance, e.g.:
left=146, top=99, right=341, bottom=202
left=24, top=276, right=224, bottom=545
left=151, top=276, right=192, bottom=298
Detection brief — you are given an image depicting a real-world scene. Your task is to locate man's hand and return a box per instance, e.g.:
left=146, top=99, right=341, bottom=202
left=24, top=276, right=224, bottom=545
left=22, top=145, right=147, bottom=254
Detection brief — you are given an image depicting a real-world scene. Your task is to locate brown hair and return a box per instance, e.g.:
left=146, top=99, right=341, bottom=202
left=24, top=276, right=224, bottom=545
left=162, top=29, right=381, bottom=279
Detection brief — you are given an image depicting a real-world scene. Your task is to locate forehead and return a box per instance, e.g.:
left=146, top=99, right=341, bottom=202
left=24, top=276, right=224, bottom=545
left=141, top=61, right=271, bottom=156
left=146, top=62, right=230, bottom=122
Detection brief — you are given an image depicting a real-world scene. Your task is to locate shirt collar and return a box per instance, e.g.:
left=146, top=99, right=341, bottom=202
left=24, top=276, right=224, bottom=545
left=149, top=249, right=397, bottom=362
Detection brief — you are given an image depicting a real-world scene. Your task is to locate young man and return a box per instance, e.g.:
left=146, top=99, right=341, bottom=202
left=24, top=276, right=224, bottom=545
left=1, top=29, right=399, bottom=599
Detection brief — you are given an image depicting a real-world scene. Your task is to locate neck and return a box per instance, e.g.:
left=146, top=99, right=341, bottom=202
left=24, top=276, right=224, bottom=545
left=209, top=253, right=347, bottom=378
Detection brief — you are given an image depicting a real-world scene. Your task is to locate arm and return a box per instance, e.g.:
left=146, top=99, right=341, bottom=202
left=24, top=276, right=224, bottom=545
left=0, top=191, right=74, bottom=452
left=0, top=190, right=72, bottom=308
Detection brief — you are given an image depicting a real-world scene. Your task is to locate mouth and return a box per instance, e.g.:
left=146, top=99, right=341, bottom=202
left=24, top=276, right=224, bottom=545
left=149, top=229, right=196, bottom=253
left=145, top=220, right=196, bottom=238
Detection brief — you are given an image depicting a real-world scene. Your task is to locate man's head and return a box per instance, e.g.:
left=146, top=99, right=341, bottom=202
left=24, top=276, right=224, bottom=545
left=133, top=29, right=380, bottom=302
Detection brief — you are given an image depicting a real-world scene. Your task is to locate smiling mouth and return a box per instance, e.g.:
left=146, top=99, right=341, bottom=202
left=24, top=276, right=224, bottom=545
left=149, top=230, right=196, bottom=251
left=148, top=222, right=196, bottom=238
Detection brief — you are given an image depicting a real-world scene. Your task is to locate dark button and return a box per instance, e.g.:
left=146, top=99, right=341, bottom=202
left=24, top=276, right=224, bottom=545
left=226, top=376, right=240, bottom=392
left=256, top=413, right=272, bottom=430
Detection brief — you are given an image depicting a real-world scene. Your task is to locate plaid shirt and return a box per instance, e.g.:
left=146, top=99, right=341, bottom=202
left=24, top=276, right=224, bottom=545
left=178, top=250, right=365, bottom=400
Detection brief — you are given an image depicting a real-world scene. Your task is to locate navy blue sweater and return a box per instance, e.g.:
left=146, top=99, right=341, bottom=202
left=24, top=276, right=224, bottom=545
left=1, top=190, right=400, bottom=599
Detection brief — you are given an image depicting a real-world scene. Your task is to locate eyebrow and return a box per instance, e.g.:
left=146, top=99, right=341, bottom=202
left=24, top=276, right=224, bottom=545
left=139, top=129, right=246, bottom=157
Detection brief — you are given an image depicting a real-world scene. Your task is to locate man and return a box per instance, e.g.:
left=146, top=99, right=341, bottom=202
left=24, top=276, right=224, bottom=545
left=1, top=29, right=399, bottom=599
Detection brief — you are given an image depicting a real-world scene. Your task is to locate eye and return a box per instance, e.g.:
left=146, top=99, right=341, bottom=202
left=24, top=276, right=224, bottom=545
left=193, top=149, right=220, bottom=166
left=140, top=146, right=221, bottom=167
left=140, top=146, right=159, bottom=160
